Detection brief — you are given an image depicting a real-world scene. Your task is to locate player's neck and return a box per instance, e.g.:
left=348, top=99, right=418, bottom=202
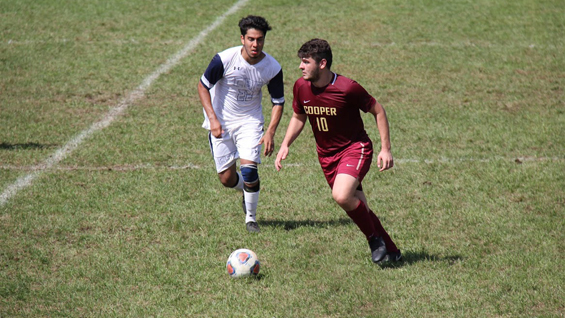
left=312, top=70, right=334, bottom=88
left=241, top=48, right=266, bottom=65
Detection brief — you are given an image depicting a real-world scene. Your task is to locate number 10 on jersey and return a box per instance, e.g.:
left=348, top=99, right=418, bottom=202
left=316, top=117, right=329, bottom=132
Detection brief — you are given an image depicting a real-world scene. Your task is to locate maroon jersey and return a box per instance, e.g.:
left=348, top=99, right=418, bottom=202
left=292, top=73, right=376, bottom=157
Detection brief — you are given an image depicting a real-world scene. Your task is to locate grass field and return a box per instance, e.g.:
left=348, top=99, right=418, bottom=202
left=1, top=0, right=564, bottom=316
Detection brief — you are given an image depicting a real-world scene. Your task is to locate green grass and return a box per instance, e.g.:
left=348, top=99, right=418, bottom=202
left=1, top=0, right=564, bottom=317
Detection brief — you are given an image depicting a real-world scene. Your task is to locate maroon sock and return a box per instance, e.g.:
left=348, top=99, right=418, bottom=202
left=345, top=200, right=377, bottom=240
left=368, top=209, right=399, bottom=252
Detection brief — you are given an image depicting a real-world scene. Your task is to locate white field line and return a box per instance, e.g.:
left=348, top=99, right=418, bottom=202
left=0, top=157, right=562, bottom=172
left=0, top=0, right=248, bottom=207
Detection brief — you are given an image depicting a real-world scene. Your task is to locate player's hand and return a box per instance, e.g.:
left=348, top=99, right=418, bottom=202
left=210, top=119, right=223, bottom=138
left=259, top=131, right=275, bottom=157
left=377, top=150, right=394, bottom=172
left=275, top=146, right=289, bottom=171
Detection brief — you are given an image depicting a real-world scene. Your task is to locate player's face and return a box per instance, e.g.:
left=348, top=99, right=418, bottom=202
left=299, top=57, right=321, bottom=82
left=241, top=28, right=265, bottom=63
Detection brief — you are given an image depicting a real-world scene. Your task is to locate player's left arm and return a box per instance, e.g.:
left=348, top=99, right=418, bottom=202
left=261, top=103, right=284, bottom=157
left=368, top=101, right=394, bottom=171
left=260, top=68, right=285, bottom=157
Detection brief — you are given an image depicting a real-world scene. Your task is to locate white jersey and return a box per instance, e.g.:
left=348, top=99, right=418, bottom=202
left=200, top=46, right=285, bottom=131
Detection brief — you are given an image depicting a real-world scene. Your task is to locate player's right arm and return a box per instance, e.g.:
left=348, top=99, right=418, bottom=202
left=275, top=112, right=307, bottom=171
left=198, top=54, right=225, bottom=138
left=197, top=81, right=223, bottom=137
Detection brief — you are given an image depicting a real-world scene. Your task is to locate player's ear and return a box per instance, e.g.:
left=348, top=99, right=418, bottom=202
left=319, top=58, right=328, bottom=70
left=241, top=35, right=245, bottom=44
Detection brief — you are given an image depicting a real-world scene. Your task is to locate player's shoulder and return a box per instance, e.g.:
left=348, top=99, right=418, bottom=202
left=262, top=51, right=279, bottom=63
left=216, top=46, right=242, bottom=61
left=293, top=77, right=311, bottom=94
left=334, top=73, right=358, bottom=86
left=218, top=46, right=241, bottom=55
left=333, top=73, right=366, bottom=93
left=294, top=77, right=309, bottom=88
left=258, top=52, right=282, bottom=72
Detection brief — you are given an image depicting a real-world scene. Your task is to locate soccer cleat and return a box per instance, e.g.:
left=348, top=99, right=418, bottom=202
left=368, top=236, right=387, bottom=263
left=246, top=221, right=260, bottom=233
left=378, top=250, right=403, bottom=264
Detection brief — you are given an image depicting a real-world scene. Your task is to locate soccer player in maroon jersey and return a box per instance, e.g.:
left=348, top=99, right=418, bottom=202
left=275, top=38, right=401, bottom=264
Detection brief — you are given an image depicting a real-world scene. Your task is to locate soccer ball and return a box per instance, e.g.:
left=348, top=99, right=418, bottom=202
left=226, top=248, right=260, bottom=278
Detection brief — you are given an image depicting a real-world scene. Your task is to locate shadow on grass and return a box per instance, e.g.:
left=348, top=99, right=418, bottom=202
left=379, top=251, right=464, bottom=269
left=261, top=218, right=352, bottom=231
left=0, top=142, right=58, bottom=150
left=260, top=218, right=464, bottom=270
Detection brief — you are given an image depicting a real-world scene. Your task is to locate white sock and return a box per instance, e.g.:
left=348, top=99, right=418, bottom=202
left=244, top=190, right=259, bottom=223
left=232, top=172, right=244, bottom=191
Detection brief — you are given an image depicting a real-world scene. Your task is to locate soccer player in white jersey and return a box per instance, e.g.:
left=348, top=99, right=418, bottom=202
left=197, top=15, right=285, bottom=233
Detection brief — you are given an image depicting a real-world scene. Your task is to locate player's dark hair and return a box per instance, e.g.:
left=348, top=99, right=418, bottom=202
left=297, top=38, right=333, bottom=69
left=239, top=15, right=272, bottom=36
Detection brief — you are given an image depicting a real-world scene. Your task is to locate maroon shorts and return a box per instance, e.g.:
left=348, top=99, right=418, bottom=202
left=318, top=141, right=373, bottom=190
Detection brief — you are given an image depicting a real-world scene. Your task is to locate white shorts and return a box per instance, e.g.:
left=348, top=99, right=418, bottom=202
left=208, top=123, right=263, bottom=173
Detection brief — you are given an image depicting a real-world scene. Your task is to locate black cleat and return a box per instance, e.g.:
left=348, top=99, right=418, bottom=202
left=369, top=236, right=387, bottom=263
left=246, top=221, right=260, bottom=233
left=378, top=250, right=403, bottom=264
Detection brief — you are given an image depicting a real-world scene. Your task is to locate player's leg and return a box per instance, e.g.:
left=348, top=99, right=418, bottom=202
left=217, top=164, right=243, bottom=190
left=333, top=174, right=380, bottom=241
left=332, top=174, right=387, bottom=263
left=234, top=124, right=263, bottom=233
left=240, top=159, right=260, bottom=232
left=332, top=141, right=391, bottom=262
left=208, top=131, right=243, bottom=190
left=330, top=141, right=376, bottom=238
left=207, top=130, right=249, bottom=222
left=356, top=190, right=402, bottom=263
left=332, top=174, right=376, bottom=236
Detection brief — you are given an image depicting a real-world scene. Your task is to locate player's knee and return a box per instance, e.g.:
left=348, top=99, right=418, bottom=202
left=218, top=171, right=235, bottom=188
left=241, top=164, right=259, bottom=183
left=241, top=164, right=260, bottom=192
left=332, top=191, right=352, bottom=208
